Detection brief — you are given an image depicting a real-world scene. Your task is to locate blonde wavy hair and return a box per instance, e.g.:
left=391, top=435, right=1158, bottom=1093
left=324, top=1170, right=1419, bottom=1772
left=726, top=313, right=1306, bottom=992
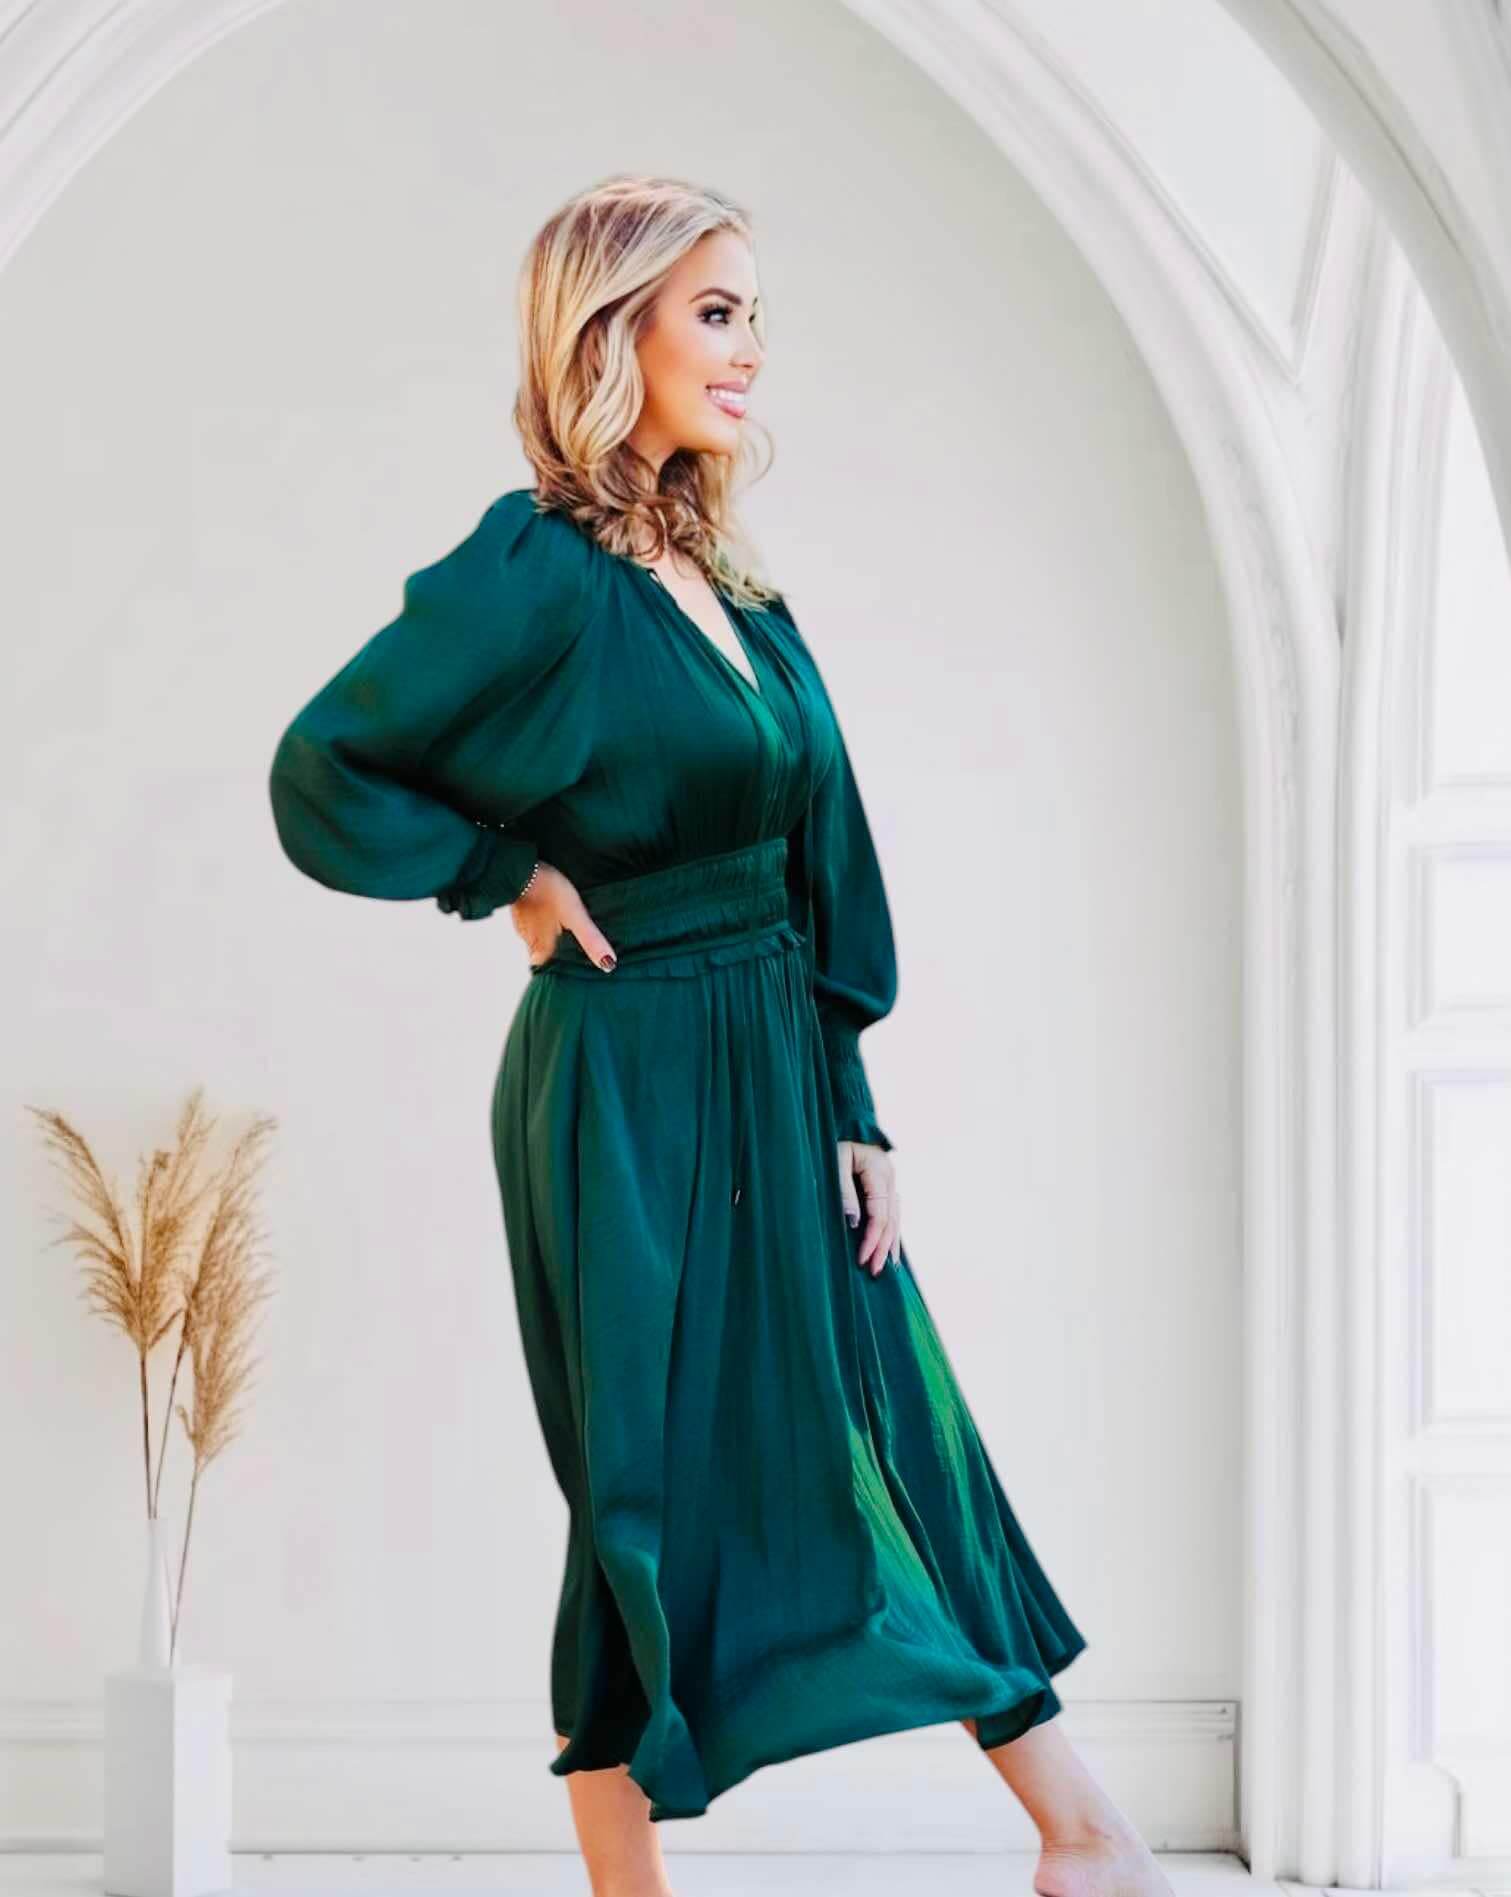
left=513, top=173, right=781, bottom=611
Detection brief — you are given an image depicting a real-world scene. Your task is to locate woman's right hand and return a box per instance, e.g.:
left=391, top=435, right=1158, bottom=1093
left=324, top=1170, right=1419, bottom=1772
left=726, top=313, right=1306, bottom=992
left=510, top=861, right=618, bottom=972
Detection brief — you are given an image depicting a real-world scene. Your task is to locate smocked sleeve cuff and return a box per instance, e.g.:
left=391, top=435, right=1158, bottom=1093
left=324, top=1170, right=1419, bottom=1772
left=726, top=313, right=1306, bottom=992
left=819, top=1011, right=894, bottom=1152
left=435, top=827, right=540, bottom=922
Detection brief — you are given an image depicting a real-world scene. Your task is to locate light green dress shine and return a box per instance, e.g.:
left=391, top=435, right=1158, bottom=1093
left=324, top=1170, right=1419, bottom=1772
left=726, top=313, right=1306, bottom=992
left=269, top=486, right=1087, bottom=1821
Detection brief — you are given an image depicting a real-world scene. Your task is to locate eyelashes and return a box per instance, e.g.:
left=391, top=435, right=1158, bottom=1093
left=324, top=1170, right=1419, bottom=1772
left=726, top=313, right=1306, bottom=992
left=700, top=301, right=765, bottom=347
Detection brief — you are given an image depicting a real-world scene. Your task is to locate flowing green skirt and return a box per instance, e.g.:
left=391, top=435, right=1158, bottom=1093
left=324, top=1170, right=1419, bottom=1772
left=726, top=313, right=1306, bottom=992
left=491, top=836, right=1086, bottom=1821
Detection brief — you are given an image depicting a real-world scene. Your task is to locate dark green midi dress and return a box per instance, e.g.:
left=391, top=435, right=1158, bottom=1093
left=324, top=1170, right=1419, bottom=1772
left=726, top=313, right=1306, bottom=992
left=269, top=485, right=1087, bottom=1821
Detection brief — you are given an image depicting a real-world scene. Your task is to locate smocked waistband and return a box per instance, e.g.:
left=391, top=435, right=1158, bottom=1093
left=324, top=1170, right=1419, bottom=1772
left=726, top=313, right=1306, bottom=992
left=530, top=835, right=801, bottom=980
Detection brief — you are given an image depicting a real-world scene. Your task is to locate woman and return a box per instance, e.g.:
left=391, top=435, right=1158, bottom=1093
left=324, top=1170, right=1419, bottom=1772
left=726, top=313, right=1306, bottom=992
left=269, top=175, right=1172, bottom=1897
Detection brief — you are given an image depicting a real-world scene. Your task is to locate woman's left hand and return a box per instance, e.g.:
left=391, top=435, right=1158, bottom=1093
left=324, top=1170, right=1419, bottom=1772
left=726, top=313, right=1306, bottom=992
left=837, top=1141, right=901, bottom=1275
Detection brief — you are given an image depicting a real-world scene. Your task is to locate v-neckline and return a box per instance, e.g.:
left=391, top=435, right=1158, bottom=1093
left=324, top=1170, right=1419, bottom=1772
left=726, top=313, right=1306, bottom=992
left=634, top=561, right=766, bottom=706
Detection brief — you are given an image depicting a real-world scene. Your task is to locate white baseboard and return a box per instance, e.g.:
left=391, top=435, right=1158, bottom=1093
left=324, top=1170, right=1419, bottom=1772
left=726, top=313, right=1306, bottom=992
left=0, top=1695, right=1237, bottom=1855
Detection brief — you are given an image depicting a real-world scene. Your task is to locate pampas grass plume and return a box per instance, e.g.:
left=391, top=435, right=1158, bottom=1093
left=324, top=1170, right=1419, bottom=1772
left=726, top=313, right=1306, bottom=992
left=27, top=1086, right=278, bottom=1660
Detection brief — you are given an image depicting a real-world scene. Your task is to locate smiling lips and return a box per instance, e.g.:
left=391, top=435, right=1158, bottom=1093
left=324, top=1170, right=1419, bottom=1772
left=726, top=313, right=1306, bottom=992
left=707, top=383, right=748, bottom=418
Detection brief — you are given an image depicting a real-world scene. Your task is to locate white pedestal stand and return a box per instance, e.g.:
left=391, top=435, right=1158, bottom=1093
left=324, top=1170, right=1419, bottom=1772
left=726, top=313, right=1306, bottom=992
left=103, top=1665, right=232, bottom=1897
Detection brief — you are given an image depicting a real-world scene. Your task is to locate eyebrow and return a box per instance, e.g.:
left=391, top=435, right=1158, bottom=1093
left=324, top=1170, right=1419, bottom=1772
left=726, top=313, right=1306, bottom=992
left=692, top=286, right=759, bottom=307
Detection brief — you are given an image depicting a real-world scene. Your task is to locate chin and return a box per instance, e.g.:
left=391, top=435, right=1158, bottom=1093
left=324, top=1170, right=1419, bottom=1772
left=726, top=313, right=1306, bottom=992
left=684, top=425, right=740, bottom=459
left=675, top=405, right=741, bottom=457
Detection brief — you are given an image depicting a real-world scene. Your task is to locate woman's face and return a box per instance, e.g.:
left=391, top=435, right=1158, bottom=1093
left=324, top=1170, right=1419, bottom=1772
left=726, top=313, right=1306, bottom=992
left=631, top=228, right=764, bottom=472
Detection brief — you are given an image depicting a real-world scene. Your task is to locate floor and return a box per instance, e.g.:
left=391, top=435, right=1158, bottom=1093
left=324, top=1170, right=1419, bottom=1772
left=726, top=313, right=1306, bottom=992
left=0, top=1851, right=1263, bottom=1895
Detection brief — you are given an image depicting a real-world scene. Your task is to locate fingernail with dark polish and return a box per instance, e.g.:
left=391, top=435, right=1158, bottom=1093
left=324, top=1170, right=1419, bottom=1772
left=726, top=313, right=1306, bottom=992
left=846, top=1211, right=859, bottom=1228
left=599, top=953, right=616, bottom=971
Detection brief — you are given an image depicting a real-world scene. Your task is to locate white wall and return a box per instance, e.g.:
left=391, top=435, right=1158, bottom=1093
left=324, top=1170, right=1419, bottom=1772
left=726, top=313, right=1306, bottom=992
left=1, top=0, right=1241, bottom=1849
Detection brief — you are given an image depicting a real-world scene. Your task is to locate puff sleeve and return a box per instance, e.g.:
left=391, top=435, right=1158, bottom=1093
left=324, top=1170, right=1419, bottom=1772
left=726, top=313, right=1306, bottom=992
left=268, top=490, right=597, bottom=920
left=806, top=693, right=899, bottom=1154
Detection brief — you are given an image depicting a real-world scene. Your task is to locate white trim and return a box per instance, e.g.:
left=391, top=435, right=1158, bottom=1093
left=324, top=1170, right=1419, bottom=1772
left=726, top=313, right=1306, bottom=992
left=1336, top=223, right=1414, bottom=1895
left=0, top=1695, right=1238, bottom=1853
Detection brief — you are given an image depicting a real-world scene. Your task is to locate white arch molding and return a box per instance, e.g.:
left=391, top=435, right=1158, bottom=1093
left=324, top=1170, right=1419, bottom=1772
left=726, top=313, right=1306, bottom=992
left=0, top=0, right=1340, bottom=1881
left=1335, top=233, right=1446, bottom=1887
left=1214, top=0, right=1511, bottom=576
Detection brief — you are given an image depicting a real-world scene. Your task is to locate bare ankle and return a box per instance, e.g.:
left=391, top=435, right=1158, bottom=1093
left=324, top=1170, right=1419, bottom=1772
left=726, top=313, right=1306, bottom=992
left=1040, top=1808, right=1140, bottom=1852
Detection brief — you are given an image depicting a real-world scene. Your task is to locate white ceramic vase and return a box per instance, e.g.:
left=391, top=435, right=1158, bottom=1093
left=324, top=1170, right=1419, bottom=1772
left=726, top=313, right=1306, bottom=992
left=137, top=1513, right=174, bottom=1668
left=108, top=1514, right=232, bottom=1894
